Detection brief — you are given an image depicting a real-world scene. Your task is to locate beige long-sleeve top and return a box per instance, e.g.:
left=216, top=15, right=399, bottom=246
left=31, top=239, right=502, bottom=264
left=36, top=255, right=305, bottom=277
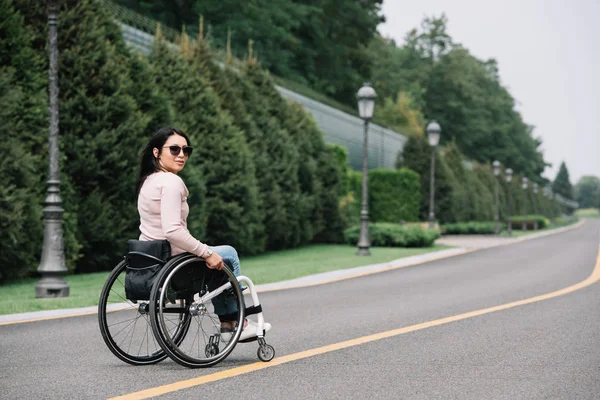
left=137, top=171, right=209, bottom=257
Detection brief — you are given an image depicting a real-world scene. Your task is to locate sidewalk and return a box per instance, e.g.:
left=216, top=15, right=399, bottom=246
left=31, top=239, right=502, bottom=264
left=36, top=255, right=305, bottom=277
left=0, top=221, right=584, bottom=325
left=436, top=221, right=584, bottom=249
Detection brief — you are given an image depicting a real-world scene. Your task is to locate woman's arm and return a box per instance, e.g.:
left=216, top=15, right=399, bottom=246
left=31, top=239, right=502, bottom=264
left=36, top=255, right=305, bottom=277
left=159, top=176, right=209, bottom=258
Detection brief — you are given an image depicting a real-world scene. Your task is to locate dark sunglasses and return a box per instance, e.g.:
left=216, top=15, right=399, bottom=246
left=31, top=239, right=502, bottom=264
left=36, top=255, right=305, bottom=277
left=163, top=145, right=193, bottom=157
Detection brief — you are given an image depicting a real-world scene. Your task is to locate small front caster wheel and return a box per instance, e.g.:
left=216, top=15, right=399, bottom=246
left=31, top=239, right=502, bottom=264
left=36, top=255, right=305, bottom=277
left=205, top=343, right=219, bottom=358
left=257, top=344, right=275, bottom=362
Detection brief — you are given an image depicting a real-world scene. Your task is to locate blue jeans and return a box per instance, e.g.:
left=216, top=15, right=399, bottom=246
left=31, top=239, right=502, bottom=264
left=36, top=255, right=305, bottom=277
left=210, top=245, right=243, bottom=319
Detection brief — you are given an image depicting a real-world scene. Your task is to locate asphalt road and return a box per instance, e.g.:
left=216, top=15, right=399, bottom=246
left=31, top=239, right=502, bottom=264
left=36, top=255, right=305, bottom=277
left=1, top=221, right=598, bottom=400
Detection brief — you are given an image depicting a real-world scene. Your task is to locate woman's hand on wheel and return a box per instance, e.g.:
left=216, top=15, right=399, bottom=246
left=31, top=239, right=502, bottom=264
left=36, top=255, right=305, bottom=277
left=205, top=252, right=224, bottom=270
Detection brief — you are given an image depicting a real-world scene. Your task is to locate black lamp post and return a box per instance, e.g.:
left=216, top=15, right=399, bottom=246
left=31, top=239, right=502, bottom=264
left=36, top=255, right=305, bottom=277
left=505, top=168, right=513, bottom=236
left=521, top=177, right=528, bottom=231
left=356, top=83, right=376, bottom=256
left=36, top=0, right=69, bottom=298
left=532, top=183, right=539, bottom=230
left=426, top=121, right=441, bottom=228
left=493, top=160, right=501, bottom=235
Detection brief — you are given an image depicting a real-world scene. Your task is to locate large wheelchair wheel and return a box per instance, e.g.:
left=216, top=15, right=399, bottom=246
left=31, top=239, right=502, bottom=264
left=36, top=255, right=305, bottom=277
left=150, top=255, right=245, bottom=368
left=98, top=260, right=191, bottom=365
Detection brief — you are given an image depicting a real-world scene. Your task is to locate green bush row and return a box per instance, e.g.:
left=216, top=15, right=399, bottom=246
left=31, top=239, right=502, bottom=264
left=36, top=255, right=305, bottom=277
left=509, top=215, right=550, bottom=230
left=442, top=221, right=500, bottom=235
left=343, top=223, right=440, bottom=248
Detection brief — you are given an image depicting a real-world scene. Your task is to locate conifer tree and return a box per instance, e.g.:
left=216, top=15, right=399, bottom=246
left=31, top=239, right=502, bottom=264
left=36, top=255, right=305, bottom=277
left=220, top=66, right=289, bottom=250
left=15, top=0, right=171, bottom=271
left=399, top=134, right=453, bottom=223
left=1, top=0, right=83, bottom=278
left=148, top=40, right=262, bottom=254
left=191, top=42, right=268, bottom=252
left=552, top=162, right=574, bottom=200
left=242, top=63, right=306, bottom=248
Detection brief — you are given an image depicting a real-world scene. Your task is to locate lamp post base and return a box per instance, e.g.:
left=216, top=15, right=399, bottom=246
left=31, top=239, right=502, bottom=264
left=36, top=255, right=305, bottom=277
left=35, top=274, right=69, bottom=298
left=428, top=212, right=436, bottom=229
left=356, top=247, right=371, bottom=256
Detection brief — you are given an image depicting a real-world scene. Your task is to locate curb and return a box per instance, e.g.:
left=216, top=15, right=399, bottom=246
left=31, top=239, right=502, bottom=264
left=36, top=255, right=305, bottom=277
left=0, top=220, right=585, bottom=326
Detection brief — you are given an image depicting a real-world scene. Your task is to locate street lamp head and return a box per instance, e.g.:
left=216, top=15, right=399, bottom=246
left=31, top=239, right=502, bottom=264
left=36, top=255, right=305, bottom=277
left=505, top=168, right=513, bottom=183
left=492, top=160, right=501, bottom=176
left=356, top=83, right=376, bottom=120
left=522, top=177, right=528, bottom=189
left=426, top=121, right=441, bottom=147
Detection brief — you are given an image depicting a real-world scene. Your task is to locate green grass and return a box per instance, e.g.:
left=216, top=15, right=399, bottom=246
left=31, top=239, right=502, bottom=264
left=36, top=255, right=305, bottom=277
left=0, top=244, right=449, bottom=315
left=575, top=208, right=600, bottom=219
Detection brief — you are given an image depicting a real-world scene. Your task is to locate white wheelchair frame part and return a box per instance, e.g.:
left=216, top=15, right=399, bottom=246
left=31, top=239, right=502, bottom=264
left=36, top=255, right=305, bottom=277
left=157, top=260, right=267, bottom=342
left=195, top=275, right=266, bottom=336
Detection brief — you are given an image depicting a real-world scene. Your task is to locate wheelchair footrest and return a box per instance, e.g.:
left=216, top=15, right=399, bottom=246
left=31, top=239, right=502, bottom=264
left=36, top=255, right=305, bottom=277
left=245, top=305, right=263, bottom=316
left=218, top=305, right=262, bottom=322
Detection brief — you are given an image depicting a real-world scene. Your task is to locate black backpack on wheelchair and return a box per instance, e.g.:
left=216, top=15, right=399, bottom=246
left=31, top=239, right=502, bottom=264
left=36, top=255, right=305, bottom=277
left=124, top=239, right=171, bottom=302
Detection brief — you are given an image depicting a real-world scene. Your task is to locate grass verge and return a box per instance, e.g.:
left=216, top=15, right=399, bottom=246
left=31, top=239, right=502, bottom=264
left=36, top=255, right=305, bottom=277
left=0, top=244, right=449, bottom=315
left=575, top=208, right=600, bottom=219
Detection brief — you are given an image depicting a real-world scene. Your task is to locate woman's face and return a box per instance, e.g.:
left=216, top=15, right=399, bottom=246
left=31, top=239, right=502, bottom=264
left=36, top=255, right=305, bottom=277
left=153, top=134, right=190, bottom=174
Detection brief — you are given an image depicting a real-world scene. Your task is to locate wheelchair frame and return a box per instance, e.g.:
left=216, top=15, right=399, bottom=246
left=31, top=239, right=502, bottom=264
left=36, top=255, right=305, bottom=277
left=98, top=252, right=275, bottom=368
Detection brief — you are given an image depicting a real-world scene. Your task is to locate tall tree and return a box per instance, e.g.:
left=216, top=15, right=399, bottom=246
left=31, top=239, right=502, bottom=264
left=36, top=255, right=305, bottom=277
left=0, top=0, right=45, bottom=280
left=115, top=0, right=384, bottom=104
left=290, top=0, right=384, bottom=102
left=398, top=134, right=453, bottom=223
left=552, top=162, right=574, bottom=200
left=243, top=62, right=303, bottom=249
left=147, top=40, right=263, bottom=255
left=374, top=91, right=424, bottom=136
left=15, top=0, right=173, bottom=272
left=574, top=176, right=600, bottom=209
left=5, top=0, right=84, bottom=277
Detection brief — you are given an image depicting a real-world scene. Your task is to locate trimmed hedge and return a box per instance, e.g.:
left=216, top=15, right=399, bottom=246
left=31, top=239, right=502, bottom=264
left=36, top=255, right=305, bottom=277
left=346, top=168, right=421, bottom=226
left=343, top=223, right=440, bottom=247
left=369, top=168, right=420, bottom=223
left=443, top=221, right=500, bottom=235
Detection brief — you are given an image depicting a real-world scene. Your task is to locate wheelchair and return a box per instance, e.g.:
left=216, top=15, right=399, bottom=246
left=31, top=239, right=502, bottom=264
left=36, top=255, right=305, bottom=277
left=98, top=247, right=275, bottom=368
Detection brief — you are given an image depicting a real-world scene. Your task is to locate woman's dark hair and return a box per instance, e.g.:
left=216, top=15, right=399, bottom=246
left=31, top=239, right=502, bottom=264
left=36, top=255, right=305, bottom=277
left=135, top=127, right=191, bottom=197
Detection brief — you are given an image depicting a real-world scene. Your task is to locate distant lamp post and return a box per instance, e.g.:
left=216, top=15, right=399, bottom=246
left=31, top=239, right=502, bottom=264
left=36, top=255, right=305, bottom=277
left=356, top=83, right=376, bottom=256
left=521, top=177, right=528, bottom=231
left=493, top=160, right=501, bottom=235
left=36, top=0, right=69, bottom=298
left=532, top=183, right=539, bottom=230
left=426, top=121, right=442, bottom=228
left=505, top=168, right=513, bottom=236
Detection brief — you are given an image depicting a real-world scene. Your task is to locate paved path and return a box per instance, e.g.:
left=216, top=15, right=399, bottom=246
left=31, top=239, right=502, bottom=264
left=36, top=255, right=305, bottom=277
left=436, top=222, right=584, bottom=249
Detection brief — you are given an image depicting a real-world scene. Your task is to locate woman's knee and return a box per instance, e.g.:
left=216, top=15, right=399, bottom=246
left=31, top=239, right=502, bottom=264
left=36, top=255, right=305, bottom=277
left=213, top=245, right=238, bottom=259
left=212, top=245, right=241, bottom=274
left=224, top=245, right=238, bottom=258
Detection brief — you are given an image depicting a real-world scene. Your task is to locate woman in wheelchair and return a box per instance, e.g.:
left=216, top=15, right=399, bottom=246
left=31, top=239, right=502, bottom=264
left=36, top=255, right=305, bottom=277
left=135, top=127, right=271, bottom=342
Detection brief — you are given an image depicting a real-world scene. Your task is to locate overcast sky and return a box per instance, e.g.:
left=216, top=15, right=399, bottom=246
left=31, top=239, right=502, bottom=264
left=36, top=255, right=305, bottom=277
left=378, top=0, right=599, bottom=184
